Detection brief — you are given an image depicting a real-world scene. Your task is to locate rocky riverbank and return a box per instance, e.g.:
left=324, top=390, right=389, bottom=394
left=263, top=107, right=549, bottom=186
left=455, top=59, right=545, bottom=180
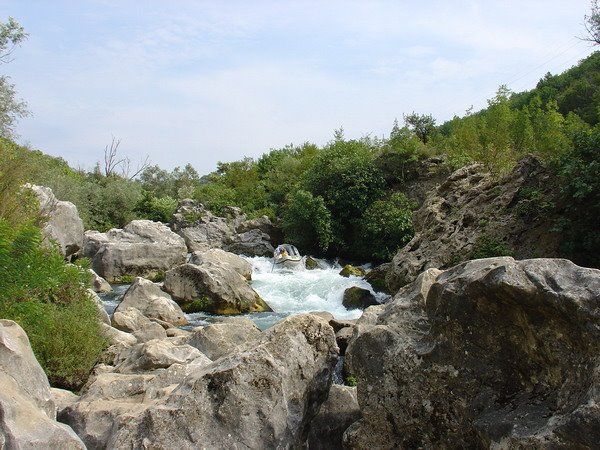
left=2, top=169, right=599, bottom=448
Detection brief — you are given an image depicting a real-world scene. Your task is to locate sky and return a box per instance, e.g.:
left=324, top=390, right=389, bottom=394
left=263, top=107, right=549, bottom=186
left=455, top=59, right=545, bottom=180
left=0, top=1, right=597, bottom=176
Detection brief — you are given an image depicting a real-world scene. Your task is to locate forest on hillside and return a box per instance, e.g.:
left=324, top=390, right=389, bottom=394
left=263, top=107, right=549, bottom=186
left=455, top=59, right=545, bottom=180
left=3, top=51, right=599, bottom=265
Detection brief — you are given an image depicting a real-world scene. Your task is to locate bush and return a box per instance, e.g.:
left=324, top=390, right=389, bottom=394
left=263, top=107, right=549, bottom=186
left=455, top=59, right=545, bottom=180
left=281, top=190, right=333, bottom=253
left=555, top=127, right=600, bottom=268
left=135, top=190, right=177, bottom=223
left=470, top=234, right=515, bottom=260
left=0, top=219, right=106, bottom=390
left=355, top=192, right=416, bottom=261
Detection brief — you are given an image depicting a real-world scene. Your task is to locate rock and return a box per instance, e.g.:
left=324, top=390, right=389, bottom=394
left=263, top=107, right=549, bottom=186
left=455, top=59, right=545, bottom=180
left=308, top=385, right=361, bottom=450
left=342, top=286, right=379, bottom=310
left=132, top=322, right=168, bottom=343
left=0, top=320, right=86, bottom=449
left=335, top=327, right=354, bottom=355
left=100, top=322, right=138, bottom=347
left=235, top=215, right=278, bottom=238
left=62, top=314, right=338, bottom=449
left=305, top=256, right=319, bottom=270
left=51, top=388, right=80, bottom=414
left=187, top=317, right=262, bottom=360
left=116, top=277, right=187, bottom=326
left=189, top=248, right=253, bottom=280
left=339, top=265, right=366, bottom=277
left=163, top=263, right=272, bottom=315
left=224, top=228, right=275, bottom=256
left=364, top=263, right=392, bottom=294
left=387, top=155, right=562, bottom=291
left=344, top=258, right=600, bottom=449
left=115, top=338, right=209, bottom=374
left=171, top=199, right=236, bottom=252
left=112, top=306, right=154, bottom=333
left=309, top=311, right=335, bottom=322
left=88, top=289, right=111, bottom=325
left=82, top=220, right=187, bottom=282
left=27, top=184, right=84, bottom=259
left=88, top=269, right=112, bottom=292
left=329, top=318, right=357, bottom=332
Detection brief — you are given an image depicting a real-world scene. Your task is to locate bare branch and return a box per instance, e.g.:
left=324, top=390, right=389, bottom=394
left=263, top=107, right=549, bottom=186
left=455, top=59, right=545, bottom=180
left=103, top=136, right=124, bottom=177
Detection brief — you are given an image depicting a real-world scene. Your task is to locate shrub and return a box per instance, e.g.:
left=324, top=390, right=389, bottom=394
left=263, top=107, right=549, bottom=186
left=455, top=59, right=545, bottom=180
left=281, top=190, right=333, bottom=253
left=0, top=219, right=106, bottom=390
left=355, top=192, right=416, bottom=261
left=470, top=234, right=515, bottom=260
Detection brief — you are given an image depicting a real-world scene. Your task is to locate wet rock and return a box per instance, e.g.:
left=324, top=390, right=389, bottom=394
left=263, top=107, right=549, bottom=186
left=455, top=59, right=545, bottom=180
left=342, top=286, right=378, bottom=310
left=339, top=265, right=366, bottom=278
left=163, top=263, right=272, bottom=315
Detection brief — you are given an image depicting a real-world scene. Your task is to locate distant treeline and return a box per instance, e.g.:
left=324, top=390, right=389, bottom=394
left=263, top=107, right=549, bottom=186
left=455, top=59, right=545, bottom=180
left=2, top=51, right=599, bottom=265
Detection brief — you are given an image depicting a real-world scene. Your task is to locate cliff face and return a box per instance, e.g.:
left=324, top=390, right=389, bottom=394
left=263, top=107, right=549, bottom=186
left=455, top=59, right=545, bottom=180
left=386, top=155, right=562, bottom=291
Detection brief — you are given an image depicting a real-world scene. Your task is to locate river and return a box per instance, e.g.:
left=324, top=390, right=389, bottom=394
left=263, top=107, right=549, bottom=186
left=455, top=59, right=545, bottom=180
left=100, top=256, right=388, bottom=330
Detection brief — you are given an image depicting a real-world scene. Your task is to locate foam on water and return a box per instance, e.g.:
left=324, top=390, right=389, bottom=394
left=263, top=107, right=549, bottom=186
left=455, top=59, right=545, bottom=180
left=99, top=256, right=387, bottom=331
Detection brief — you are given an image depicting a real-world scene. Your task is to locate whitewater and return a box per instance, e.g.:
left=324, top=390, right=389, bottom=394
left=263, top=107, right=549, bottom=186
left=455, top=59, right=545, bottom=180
left=101, top=256, right=387, bottom=330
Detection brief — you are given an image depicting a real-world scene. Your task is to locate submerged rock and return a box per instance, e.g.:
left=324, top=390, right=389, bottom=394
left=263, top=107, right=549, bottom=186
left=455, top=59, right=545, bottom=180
left=344, top=258, right=600, bottom=449
left=342, top=286, right=378, bottom=310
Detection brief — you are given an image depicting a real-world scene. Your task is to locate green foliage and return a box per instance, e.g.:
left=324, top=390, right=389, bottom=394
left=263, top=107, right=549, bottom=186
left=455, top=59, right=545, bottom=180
left=281, top=190, right=333, bottom=253
left=470, top=235, right=515, bottom=260
left=345, top=374, right=358, bottom=387
left=555, top=127, right=600, bottom=268
left=0, top=220, right=106, bottom=390
left=0, top=17, right=29, bottom=139
left=515, top=186, right=555, bottom=220
left=404, top=112, right=436, bottom=144
left=180, top=296, right=211, bottom=313
left=303, top=138, right=385, bottom=255
left=356, top=192, right=416, bottom=261
left=134, top=190, right=177, bottom=223
left=193, top=181, right=237, bottom=216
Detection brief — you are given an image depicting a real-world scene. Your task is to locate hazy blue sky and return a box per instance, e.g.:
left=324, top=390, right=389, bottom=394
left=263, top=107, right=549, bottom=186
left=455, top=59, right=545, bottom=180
left=1, top=1, right=596, bottom=176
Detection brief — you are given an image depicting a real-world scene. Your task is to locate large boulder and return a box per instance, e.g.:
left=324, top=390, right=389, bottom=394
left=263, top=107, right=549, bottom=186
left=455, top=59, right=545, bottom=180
left=115, top=277, right=187, bottom=326
left=342, top=286, right=378, bottom=310
left=62, top=314, right=338, bottom=449
left=27, top=184, right=84, bottom=259
left=387, top=156, right=562, bottom=290
left=189, top=248, right=253, bottom=280
left=0, top=320, right=85, bottom=449
left=307, top=385, right=361, bottom=450
left=344, top=258, right=600, bottom=449
left=82, top=220, right=187, bottom=283
left=224, top=228, right=275, bottom=256
left=187, top=317, right=262, bottom=360
left=163, top=263, right=272, bottom=314
left=115, top=338, right=209, bottom=374
left=170, top=199, right=237, bottom=252
left=171, top=199, right=280, bottom=255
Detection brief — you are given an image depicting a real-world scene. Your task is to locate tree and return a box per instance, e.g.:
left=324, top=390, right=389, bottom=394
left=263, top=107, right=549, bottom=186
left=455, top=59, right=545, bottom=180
left=404, top=112, right=436, bottom=144
left=0, top=17, right=29, bottom=139
left=583, top=0, right=600, bottom=45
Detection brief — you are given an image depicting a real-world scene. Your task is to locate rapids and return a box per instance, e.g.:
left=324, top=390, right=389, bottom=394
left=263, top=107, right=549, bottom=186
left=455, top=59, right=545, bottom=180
left=100, top=256, right=387, bottom=331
